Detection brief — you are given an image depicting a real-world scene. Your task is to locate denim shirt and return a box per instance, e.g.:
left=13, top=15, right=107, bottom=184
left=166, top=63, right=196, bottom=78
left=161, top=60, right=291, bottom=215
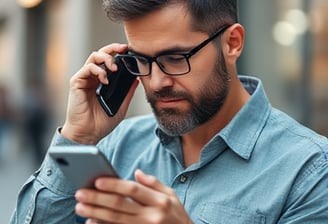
left=10, top=76, right=328, bottom=224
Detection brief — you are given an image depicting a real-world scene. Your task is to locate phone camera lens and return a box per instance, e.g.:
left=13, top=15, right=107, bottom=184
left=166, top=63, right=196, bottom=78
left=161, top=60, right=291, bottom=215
left=56, top=158, right=69, bottom=166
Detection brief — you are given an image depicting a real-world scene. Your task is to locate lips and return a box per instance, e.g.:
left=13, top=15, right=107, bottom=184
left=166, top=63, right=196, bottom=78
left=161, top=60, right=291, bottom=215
left=156, top=98, right=186, bottom=107
left=147, top=89, right=191, bottom=109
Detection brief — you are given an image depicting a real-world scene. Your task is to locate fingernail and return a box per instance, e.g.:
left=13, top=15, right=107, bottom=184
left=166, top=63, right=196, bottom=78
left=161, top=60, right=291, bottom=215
left=136, top=169, right=155, bottom=181
left=135, top=169, right=146, bottom=177
left=111, top=63, right=118, bottom=71
left=75, top=190, right=86, bottom=200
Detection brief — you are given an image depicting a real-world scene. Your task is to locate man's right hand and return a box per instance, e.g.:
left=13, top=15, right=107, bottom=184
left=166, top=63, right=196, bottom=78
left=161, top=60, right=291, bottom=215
left=61, top=43, right=139, bottom=145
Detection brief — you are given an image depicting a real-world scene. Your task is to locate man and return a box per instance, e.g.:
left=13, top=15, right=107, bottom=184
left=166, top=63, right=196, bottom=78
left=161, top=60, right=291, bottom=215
left=11, top=0, right=328, bottom=223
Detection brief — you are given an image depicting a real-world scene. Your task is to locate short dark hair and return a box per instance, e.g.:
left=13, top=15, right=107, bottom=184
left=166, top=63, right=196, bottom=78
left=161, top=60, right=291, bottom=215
left=103, top=0, right=238, bottom=34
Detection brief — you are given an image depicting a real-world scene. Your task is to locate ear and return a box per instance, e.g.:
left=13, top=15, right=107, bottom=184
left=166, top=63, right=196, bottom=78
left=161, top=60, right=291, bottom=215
left=222, top=23, right=245, bottom=64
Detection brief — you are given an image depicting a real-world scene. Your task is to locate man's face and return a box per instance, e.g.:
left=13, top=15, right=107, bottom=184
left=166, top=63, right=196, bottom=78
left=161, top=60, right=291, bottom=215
left=124, top=4, right=230, bottom=136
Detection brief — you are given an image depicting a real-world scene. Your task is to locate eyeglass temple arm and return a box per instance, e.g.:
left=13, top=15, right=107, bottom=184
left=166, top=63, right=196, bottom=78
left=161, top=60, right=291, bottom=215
left=186, top=25, right=231, bottom=58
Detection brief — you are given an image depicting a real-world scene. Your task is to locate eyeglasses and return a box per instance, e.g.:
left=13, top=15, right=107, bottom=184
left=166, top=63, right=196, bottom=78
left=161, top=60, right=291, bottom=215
left=117, top=24, right=231, bottom=76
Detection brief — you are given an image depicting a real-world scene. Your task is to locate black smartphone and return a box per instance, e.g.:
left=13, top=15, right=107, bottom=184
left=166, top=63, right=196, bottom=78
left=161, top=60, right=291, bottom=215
left=96, top=55, right=136, bottom=116
left=49, top=146, right=119, bottom=189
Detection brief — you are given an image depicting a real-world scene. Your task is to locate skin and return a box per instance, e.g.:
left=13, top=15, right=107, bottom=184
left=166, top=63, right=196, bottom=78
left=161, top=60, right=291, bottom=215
left=61, top=3, right=249, bottom=224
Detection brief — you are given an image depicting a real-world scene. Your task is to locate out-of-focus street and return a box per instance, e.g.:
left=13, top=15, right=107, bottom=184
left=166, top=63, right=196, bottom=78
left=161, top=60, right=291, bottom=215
left=0, top=144, right=35, bottom=223
left=1, top=0, right=328, bottom=223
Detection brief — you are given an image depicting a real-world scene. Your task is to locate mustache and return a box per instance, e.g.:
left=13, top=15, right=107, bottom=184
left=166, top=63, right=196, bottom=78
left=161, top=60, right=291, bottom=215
left=147, top=88, right=192, bottom=102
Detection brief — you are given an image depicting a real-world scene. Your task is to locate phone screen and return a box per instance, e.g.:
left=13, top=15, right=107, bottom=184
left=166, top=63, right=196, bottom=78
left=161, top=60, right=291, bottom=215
left=96, top=55, right=136, bottom=116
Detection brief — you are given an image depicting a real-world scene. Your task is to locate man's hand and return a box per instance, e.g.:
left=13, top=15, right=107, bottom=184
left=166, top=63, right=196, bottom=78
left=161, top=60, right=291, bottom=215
left=75, top=170, right=193, bottom=224
left=61, top=44, right=139, bottom=145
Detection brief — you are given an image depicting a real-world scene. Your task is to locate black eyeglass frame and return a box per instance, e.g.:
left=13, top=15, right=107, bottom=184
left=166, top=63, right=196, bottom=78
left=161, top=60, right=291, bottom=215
left=118, top=24, right=232, bottom=76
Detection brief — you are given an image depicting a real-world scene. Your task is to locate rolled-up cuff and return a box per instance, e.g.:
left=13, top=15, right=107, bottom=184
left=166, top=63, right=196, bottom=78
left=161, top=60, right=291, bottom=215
left=36, top=128, right=84, bottom=195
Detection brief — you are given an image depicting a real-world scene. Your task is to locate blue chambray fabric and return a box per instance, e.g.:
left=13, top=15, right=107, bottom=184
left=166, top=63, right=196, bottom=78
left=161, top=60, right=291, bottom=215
left=10, top=76, right=328, bottom=224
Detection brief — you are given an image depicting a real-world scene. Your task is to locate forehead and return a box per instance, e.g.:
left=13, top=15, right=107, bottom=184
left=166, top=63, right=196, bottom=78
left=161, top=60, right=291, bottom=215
left=123, top=4, right=206, bottom=56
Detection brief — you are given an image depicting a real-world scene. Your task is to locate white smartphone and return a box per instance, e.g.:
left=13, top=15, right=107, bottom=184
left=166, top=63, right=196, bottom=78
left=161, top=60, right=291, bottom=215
left=48, top=146, right=119, bottom=189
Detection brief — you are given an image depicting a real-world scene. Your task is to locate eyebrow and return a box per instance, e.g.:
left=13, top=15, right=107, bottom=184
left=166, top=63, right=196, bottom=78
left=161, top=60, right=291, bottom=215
left=127, top=45, right=194, bottom=57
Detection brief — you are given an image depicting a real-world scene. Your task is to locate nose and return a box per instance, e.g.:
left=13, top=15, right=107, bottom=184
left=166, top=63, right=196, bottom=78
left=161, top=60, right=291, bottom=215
left=148, top=62, right=174, bottom=91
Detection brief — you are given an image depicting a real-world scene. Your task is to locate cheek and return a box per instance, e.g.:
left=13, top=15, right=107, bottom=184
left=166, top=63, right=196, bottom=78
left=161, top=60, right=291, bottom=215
left=187, top=63, right=217, bottom=90
left=138, top=61, right=216, bottom=97
left=188, top=48, right=218, bottom=80
left=139, top=77, right=149, bottom=91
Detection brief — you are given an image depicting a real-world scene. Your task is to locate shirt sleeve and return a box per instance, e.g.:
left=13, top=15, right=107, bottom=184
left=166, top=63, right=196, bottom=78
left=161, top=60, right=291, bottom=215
left=278, top=147, right=328, bottom=223
left=10, top=128, right=87, bottom=224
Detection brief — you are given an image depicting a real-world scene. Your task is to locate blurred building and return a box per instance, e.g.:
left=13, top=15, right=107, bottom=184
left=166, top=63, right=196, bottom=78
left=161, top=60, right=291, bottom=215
left=0, top=0, right=327, bottom=222
left=0, top=0, right=327, bottom=137
left=239, top=0, right=328, bottom=136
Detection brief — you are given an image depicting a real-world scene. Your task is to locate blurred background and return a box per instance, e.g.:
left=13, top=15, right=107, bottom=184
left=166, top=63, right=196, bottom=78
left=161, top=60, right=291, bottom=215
left=0, top=0, right=327, bottom=222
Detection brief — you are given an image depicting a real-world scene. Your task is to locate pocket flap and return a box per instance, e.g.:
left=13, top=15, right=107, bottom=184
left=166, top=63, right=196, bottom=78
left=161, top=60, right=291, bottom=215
left=199, top=202, right=266, bottom=224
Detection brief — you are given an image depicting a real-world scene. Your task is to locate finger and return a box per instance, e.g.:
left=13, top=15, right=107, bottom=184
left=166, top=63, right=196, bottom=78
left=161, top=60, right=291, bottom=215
left=98, top=43, right=128, bottom=71
left=94, top=177, right=171, bottom=207
left=85, top=51, right=112, bottom=65
left=75, top=189, right=141, bottom=214
left=86, top=218, right=112, bottom=224
left=135, top=169, right=176, bottom=196
left=86, top=218, right=102, bottom=224
left=98, top=43, right=128, bottom=55
left=85, top=52, right=118, bottom=75
left=71, top=63, right=108, bottom=87
left=75, top=202, right=134, bottom=224
left=84, top=44, right=127, bottom=71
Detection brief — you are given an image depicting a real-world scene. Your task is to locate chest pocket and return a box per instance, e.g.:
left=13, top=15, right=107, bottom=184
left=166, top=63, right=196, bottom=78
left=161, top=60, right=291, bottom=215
left=198, top=202, right=266, bottom=224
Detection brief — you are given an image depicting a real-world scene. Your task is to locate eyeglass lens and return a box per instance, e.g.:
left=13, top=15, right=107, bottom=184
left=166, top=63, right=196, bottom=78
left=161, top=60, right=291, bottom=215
left=121, top=54, right=190, bottom=76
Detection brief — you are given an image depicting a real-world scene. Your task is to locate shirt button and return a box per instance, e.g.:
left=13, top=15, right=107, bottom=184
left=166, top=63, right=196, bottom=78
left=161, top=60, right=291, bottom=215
left=46, top=168, right=52, bottom=176
left=179, top=175, right=188, bottom=183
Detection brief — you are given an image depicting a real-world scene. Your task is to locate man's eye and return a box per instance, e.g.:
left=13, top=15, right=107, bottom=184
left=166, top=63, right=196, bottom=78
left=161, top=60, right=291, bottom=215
left=165, top=55, right=185, bottom=63
left=136, top=56, right=148, bottom=65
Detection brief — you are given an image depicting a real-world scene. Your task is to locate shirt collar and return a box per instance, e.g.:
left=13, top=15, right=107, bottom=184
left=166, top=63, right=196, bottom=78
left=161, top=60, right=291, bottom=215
left=156, top=75, right=271, bottom=160
left=219, top=76, right=271, bottom=160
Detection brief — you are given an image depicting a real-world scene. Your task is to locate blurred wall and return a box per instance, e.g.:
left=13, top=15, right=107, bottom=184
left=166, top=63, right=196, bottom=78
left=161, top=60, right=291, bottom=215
left=0, top=0, right=25, bottom=108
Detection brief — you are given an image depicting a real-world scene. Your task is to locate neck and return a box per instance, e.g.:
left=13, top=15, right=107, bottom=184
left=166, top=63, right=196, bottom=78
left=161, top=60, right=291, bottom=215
left=181, top=76, right=250, bottom=167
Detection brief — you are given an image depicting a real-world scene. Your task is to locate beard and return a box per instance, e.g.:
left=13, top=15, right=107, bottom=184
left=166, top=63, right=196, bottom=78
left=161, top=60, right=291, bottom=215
left=146, top=52, right=230, bottom=136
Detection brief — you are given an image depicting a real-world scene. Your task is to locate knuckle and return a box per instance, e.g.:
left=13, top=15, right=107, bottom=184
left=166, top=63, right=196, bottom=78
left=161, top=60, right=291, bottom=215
left=157, top=196, right=171, bottom=211
left=147, top=176, right=158, bottom=187
left=85, top=51, right=98, bottom=63
left=104, top=209, right=122, bottom=222
left=69, top=75, right=81, bottom=89
left=90, top=51, right=98, bottom=57
left=71, top=78, right=84, bottom=89
left=150, top=213, right=166, bottom=224
left=166, top=188, right=176, bottom=196
left=82, top=191, right=100, bottom=204
left=69, top=75, right=75, bottom=85
left=111, top=195, right=124, bottom=208
left=126, top=182, right=139, bottom=195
